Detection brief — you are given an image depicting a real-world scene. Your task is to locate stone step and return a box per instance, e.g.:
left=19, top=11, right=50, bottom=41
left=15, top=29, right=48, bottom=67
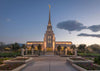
left=45, top=52, right=54, bottom=55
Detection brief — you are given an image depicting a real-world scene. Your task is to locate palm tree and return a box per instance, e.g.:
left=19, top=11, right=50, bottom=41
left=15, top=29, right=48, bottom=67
left=57, top=45, right=61, bottom=55
left=37, top=44, right=41, bottom=55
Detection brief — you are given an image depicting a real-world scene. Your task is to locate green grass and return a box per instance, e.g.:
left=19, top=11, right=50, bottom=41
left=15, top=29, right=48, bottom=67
left=0, top=52, right=21, bottom=57
left=78, top=53, right=100, bottom=57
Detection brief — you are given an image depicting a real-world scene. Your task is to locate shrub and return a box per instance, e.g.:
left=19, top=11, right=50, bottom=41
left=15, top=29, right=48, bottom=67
left=94, top=56, right=100, bottom=65
left=0, top=52, right=21, bottom=57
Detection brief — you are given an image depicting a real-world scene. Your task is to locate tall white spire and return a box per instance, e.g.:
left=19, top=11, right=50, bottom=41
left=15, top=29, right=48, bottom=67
left=48, top=4, right=51, bottom=26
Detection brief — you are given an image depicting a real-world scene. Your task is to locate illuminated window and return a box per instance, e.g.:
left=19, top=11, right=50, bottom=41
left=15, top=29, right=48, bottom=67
left=49, top=40, right=51, bottom=43
left=50, top=36, right=51, bottom=39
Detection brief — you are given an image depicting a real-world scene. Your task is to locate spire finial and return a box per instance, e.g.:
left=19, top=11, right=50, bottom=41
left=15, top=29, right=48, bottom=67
left=48, top=4, right=51, bottom=25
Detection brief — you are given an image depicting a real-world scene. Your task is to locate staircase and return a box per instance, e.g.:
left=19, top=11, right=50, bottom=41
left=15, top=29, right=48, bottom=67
left=45, top=51, right=54, bottom=56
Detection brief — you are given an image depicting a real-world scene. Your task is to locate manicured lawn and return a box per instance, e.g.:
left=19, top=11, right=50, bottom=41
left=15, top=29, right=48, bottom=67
left=78, top=53, right=100, bottom=57
left=0, top=52, right=21, bottom=57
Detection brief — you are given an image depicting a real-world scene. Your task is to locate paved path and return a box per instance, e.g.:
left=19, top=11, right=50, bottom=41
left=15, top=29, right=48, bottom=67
left=21, top=56, right=78, bottom=71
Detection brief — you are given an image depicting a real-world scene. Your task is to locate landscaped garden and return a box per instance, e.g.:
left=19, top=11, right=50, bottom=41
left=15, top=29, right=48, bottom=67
left=78, top=53, right=100, bottom=57
left=94, top=56, right=100, bottom=65
left=0, top=63, right=24, bottom=70
left=0, top=52, right=21, bottom=57
left=0, top=56, right=31, bottom=70
left=75, top=63, right=100, bottom=70
left=67, top=56, right=100, bottom=71
left=0, top=58, right=12, bottom=65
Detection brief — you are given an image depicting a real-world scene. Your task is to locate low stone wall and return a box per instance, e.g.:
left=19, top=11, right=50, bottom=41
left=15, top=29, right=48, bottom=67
left=12, top=64, right=26, bottom=71
left=4, top=57, right=33, bottom=64
left=72, top=64, right=87, bottom=71
left=0, top=64, right=26, bottom=71
left=24, top=55, right=39, bottom=57
left=67, top=57, right=93, bottom=64
left=67, top=57, right=100, bottom=71
left=72, top=63, right=100, bottom=71
left=0, top=57, right=33, bottom=71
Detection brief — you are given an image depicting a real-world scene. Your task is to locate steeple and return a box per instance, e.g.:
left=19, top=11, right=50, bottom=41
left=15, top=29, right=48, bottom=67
left=48, top=5, right=51, bottom=26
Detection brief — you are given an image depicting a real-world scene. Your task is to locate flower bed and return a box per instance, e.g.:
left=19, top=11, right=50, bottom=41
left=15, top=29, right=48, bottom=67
left=70, top=58, right=86, bottom=61
left=0, top=58, right=12, bottom=65
left=94, top=56, right=100, bottom=65
left=4, top=57, right=33, bottom=64
left=0, top=63, right=24, bottom=70
left=75, top=63, right=100, bottom=70
left=67, top=57, right=93, bottom=64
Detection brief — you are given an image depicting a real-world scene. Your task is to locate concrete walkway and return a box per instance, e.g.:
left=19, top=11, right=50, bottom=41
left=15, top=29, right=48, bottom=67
left=21, top=56, right=78, bottom=71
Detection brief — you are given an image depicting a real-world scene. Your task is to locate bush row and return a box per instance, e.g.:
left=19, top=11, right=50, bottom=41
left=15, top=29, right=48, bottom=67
left=0, top=52, right=21, bottom=57
left=94, top=56, right=100, bottom=65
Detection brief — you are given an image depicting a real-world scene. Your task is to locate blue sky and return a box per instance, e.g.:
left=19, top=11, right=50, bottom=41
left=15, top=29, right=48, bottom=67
left=0, top=0, right=100, bottom=45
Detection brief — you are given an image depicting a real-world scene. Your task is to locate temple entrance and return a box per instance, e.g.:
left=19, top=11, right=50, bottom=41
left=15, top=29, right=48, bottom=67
left=45, top=47, right=54, bottom=56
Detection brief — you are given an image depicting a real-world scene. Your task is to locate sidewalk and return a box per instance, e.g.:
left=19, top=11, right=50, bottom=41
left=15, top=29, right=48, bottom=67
left=21, top=56, right=78, bottom=71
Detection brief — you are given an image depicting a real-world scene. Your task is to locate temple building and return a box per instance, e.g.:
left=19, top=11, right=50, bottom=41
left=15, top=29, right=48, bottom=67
left=26, top=5, right=72, bottom=52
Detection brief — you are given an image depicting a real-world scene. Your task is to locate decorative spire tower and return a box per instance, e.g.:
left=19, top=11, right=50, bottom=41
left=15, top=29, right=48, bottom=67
left=44, top=5, right=55, bottom=52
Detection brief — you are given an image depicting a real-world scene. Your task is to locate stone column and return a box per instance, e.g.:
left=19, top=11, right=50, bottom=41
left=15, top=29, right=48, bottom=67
left=75, top=49, right=77, bottom=56
left=25, top=48, right=27, bottom=55
left=21, top=48, right=24, bottom=56
left=65, top=49, right=67, bottom=55
left=32, top=48, right=33, bottom=55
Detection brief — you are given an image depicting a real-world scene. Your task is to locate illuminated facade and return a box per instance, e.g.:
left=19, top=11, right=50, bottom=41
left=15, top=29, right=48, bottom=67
left=26, top=5, right=72, bottom=52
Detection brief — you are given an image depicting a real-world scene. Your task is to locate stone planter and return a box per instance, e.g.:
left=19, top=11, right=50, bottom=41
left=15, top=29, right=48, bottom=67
left=67, top=57, right=93, bottom=64
left=72, top=63, right=100, bottom=71
left=3, top=57, right=33, bottom=64
left=0, top=64, right=26, bottom=71
left=66, top=57, right=100, bottom=71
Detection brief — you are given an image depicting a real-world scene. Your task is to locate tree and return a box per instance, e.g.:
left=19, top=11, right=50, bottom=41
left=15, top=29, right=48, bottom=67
left=21, top=44, right=26, bottom=49
left=37, top=44, right=41, bottom=55
left=57, top=45, right=61, bottom=55
left=71, top=45, right=76, bottom=50
left=78, top=44, right=86, bottom=53
left=64, top=46, right=67, bottom=55
left=31, top=44, right=35, bottom=49
left=87, top=44, right=100, bottom=53
left=12, top=43, right=20, bottom=51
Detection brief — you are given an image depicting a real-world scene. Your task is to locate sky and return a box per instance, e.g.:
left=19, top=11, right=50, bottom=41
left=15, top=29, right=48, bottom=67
left=0, top=0, right=100, bottom=45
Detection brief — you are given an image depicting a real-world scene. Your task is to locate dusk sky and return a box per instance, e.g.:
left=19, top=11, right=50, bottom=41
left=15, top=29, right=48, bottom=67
left=0, top=0, right=100, bottom=45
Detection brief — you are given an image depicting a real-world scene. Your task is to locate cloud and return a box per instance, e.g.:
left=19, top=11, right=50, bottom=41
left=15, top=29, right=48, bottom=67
left=88, top=25, right=100, bottom=32
left=78, top=33, right=100, bottom=38
left=57, top=20, right=87, bottom=33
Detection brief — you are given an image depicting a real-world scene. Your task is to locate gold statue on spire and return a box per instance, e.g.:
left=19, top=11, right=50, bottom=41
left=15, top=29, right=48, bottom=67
left=49, top=4, right=51, bottom=9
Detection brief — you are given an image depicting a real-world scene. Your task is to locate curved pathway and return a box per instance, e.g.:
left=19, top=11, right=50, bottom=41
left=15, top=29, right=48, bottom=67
left=21, top=56, right=78, bottom=71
